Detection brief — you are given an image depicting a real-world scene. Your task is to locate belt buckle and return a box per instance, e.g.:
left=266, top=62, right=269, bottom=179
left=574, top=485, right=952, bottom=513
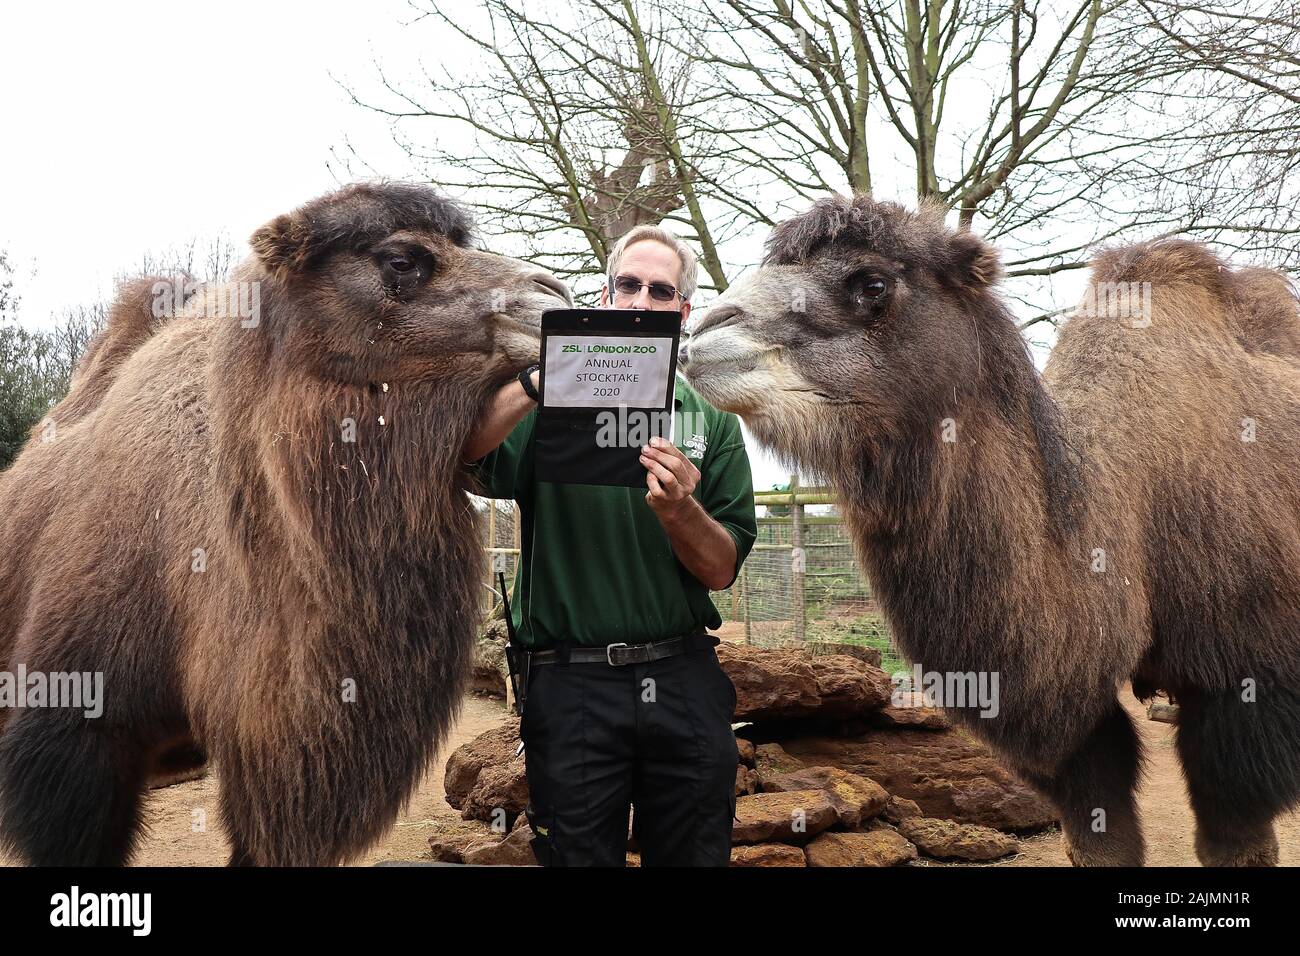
left=605, top=642, right=630, bottom=666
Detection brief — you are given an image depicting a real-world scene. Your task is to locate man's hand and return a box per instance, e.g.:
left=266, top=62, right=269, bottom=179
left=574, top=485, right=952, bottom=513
left=640, top=436, right=699, bottom=521
left=639, top=435, right=737, bottom=590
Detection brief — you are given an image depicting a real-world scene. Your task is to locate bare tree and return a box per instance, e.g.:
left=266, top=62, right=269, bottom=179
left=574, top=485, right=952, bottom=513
left=0, top=235, right=241, bottom=469
left=133, top=232, right=240, bottom=284
left=341, top=0, right=781, bottom=296
left=1127, top=0, right=1300, bottom=265
left=346, top=0, right=1299, bottom=318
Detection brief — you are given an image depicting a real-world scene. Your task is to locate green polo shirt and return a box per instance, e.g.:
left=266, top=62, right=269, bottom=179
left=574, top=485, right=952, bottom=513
left=473, top=376, right=756, bottom=648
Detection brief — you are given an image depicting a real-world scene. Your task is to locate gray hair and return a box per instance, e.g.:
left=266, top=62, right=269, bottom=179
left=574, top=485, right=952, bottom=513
left=606, top=224, right=699, bottom=301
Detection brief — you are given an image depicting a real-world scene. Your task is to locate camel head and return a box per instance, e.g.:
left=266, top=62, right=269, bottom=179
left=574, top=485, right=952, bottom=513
left=248, top=182, right=569, bottom=387
left=681, top=194, right=1006, bottom=475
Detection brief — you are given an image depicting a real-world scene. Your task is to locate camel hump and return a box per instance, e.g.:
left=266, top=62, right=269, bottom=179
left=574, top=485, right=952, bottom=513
left=1088, top=238, right=1228, bottom=291
left=98, top=274, right=194, bottom=353
left=37, top=274, right=197, bottom=436
left=83, top=273, right=197, bottom=369
left=1088, top=240, right=1300, bottom=356
left=1228, top=266, right=1300, bottom=358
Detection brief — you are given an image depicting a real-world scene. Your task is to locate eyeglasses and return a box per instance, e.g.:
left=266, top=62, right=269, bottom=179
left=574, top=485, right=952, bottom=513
left=611, top=273, right=684, bottom=303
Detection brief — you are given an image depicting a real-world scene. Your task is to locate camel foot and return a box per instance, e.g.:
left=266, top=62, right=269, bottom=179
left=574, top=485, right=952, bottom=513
left=1195, top=827, right=1278, bottom=867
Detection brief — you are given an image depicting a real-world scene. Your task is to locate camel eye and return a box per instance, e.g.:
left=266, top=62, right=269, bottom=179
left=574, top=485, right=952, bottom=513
left=848, top=273, right=890, bottom=310
left=378, top=248, right=434, bottom=294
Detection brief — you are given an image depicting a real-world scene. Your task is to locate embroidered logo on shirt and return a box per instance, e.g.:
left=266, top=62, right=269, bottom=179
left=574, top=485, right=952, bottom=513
left=684, top=433, right=708, bottom=460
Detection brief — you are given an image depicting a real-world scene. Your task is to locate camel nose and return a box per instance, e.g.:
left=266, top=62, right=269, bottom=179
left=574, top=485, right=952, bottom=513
left=678, top=333, right=691, bottom=367
left=692, top=302, right=742, bottom=337
left=531, top=271, right=572, bottom=305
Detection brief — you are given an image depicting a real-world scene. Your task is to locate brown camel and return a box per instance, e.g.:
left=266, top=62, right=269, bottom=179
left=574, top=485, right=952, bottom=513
left=682, top=194, right=1300, bottom=866
left=0, top=182, right=568, bottom=865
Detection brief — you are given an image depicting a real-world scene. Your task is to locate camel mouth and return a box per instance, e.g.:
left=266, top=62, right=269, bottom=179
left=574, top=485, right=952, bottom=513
left=681, top=337, right=781, bottom=392
left=682, top=324, right=777, bottom=373
left=494, top=313, right=545, bottom=338
left=686, top=350, right=774, bottom=375
left=682, top=353, right=783, bottom=417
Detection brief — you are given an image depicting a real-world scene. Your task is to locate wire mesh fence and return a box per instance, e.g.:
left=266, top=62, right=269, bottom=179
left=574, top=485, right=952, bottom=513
left=472, top=484, right=905, bottom=672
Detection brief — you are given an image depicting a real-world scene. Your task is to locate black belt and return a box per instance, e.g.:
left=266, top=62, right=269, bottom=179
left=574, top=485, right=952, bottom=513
left=530, top=631, right=716, bottom=667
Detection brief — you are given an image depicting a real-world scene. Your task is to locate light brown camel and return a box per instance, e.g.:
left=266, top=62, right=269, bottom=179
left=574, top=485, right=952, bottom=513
left=682, top=194, right=1300, bottom=866
left=0, top=182, right=568, bottom=865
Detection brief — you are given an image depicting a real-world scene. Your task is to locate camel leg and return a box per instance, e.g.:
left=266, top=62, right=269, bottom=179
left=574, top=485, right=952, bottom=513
left=226, top=843, right=258, bottom=867
left=1028, top=700, right=1146, bottom=866
left=0, top=711, right=147, bottom=866
left=1175, top=686, right=1300, bottom=867
left=216, top=768, right=264, bottom=866
left=217, top=765, right=343, bottom=866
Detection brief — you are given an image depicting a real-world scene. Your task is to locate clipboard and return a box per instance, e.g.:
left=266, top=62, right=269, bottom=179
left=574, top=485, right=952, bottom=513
left=535, top=308, right=681, bottom=487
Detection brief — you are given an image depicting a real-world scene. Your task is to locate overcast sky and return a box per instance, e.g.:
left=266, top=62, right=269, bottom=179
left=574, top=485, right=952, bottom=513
left=0, top=0, right=417, bottom=319
left=0, top=0, right=1080, bottom=491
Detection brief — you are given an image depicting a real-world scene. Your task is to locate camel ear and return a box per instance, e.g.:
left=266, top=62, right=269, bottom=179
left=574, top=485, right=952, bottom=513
left=949, top=230, right=1002, bottom=289
left=250, top=213, right=312, bottom=275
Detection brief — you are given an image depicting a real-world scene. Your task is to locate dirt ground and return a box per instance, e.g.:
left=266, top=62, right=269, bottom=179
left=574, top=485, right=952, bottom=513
left=1001, top=689, right=1300, bottom=867
left=3, top=686, right=1298, bottom=867
left=0, top=695, right=507, bottom=868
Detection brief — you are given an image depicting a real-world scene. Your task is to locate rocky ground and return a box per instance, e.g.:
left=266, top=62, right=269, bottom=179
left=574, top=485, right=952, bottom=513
left=442, top=636, right=1300, bottom=867
left=10, top=637, right=1298, bottom=867
left=435, top=640, right=1057, bottom=866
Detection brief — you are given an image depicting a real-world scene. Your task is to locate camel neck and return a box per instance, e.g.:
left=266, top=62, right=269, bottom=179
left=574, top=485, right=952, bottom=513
left=838, top=370, right=1083, bottom=675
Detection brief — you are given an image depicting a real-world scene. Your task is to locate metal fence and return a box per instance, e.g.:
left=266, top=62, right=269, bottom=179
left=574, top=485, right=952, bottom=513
left=473, top=481, right=904, bottom=671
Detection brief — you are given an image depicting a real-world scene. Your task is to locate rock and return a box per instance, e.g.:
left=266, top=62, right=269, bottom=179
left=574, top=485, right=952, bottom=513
left=444, top=719, right=524, bottom=811
left=462, top=823, right=539, bottom=866
left=869, top=698, right=949, bottom=731
left=805, top=830, right=917, bottom=867
left=779, top=728, right=1056, bottom=832
left=427, top=831, right=492, bottom=864
left=736, top=737, right=756, bottom=767
left=732, top=789, right=838, bottom=844
left=898, top=817, right=1018, bottom=861
left=460, top=761, right=529, bottom=824
left=716, top=642, right=892, bottom=721
left=883, top=795, right=923, bottom=824
left=761, top=766, right=888, bottom=829
left=858, top=816, right=894, bottom=832
left=471, top=634, right=509, bottom=698
left=753, top=742, right=806, bottom=778
left=735, top=764, right=760, bottom=796
left=730, top=844, right=807, bottom=867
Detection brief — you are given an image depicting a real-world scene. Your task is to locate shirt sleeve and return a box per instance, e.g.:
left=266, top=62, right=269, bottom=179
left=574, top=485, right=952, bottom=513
left=471, top=411, right=537, bottom=500
left=697, top=412, right=757, bottom=588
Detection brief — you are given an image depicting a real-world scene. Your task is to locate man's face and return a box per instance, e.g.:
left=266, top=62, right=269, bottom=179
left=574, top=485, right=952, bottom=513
left=600, top=239, right=692, bottom=323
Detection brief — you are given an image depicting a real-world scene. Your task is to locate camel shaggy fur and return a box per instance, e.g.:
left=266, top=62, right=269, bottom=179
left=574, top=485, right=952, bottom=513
left=0, top=182, right=568, bottom=865
left=682, top=194, right=1300, bottom=866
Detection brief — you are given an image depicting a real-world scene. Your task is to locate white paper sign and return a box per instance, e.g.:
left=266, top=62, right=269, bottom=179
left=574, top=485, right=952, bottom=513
left=543, top=335, right=675, bottom=408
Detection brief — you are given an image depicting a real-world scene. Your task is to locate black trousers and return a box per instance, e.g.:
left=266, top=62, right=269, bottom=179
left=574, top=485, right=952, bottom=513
left=520, top=642, right=738, bottom=867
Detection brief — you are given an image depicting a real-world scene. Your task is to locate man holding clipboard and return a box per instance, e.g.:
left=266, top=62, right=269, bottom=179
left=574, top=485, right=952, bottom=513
left=463, top=225, right=756, bottom=867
